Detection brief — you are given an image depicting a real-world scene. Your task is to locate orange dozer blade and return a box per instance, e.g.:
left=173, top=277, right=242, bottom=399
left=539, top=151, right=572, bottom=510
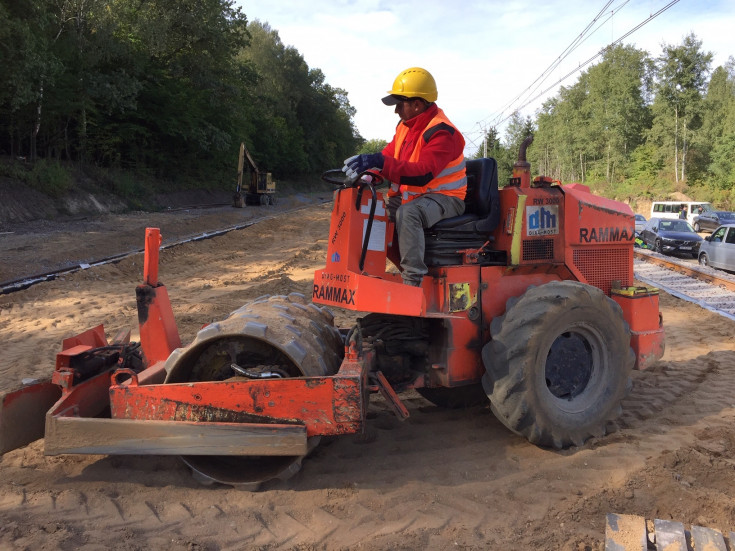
left=0, top=325, right=108, bottom=456
left=0, top=379, right=61, bottom=455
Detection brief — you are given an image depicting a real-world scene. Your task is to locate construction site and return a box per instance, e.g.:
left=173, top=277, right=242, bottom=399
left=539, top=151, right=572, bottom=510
left=1, top=152, right=734, bottom=550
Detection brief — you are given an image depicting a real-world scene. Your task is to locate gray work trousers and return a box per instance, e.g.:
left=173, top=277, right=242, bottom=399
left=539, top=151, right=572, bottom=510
left=393, top=193, right=465, bottom=285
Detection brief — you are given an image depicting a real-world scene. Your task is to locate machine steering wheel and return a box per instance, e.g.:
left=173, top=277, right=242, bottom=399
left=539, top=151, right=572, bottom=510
left=321, top=169, right=384, bottom=188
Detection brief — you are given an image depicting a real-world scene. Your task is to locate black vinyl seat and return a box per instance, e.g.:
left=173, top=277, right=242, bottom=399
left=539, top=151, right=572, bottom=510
left=424, top=157, right=500, bottom=266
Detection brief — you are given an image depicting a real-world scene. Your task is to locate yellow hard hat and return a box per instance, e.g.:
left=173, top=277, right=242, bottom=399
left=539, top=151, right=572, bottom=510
left=382, top=67, right=437, bottom=105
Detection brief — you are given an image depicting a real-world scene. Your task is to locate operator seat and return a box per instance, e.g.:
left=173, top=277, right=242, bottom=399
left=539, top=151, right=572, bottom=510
left=424, top=157, right=500, bottom=266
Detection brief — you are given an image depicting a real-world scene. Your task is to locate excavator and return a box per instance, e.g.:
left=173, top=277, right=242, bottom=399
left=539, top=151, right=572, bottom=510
left=232, top=142, right=276, bottom=207
left=0, top=139, right=664, bottom=488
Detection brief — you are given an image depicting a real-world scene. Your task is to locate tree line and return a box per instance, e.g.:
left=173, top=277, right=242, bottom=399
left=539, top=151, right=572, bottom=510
left=3, top=3, right=733, bottom=208
left=476, top=35, right=735, bottom=209
left=0, top=0, right=361, bottom=194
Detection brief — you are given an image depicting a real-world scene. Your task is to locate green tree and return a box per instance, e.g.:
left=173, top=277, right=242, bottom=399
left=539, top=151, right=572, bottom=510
left=358, top=139, right=388, bottom=154
left=238, top=21, right=358, bottom=175
left=583, top=45, right=652, bottom=183
left=531, top=80, right=590, bottom=183
left=504, top=112, right=535, bottom=155
left=473, top=125, right=501, bottom=159
left=532, top=45, right=652, bottom=188
left=473, top=125, right=513, bottom=186
left=0, top=1, right=64, bottom=160
left=703, top=57, right=735, bottom=200
left=649, top=33, right=712, bottom=186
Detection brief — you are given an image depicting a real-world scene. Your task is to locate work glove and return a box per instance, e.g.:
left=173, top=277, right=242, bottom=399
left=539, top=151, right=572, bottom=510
left=342, top=153, right=385, bottom=181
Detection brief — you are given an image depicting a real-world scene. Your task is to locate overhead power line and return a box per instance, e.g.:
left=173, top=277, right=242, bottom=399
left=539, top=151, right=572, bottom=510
left=470, top=0, right=681, bottom=145
left=487, top=0, right=620, bottom=127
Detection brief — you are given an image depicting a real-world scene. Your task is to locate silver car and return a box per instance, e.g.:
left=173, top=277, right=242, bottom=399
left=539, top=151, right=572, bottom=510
left=698, top=224, right=735, bottom=272
left=635, top=214, right=646, bottom=233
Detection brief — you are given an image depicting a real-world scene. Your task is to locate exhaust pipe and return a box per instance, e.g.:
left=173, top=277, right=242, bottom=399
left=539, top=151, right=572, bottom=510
left=512, top=135, right=534, bottom=188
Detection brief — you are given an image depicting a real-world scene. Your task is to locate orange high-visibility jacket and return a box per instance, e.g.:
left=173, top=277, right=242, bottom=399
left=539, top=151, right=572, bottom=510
left=390, top=108, right=467, bottom=202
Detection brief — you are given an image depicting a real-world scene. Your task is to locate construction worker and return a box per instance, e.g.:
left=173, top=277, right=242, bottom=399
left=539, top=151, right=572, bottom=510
left=343, top=67, right=467, bottom=286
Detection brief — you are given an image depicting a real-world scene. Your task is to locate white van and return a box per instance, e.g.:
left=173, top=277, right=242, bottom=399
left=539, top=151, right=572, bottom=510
left=650, top=201, right=712, bottom=226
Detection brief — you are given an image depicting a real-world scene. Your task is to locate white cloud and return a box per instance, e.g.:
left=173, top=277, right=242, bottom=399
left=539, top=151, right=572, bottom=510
left=237, top=0, right=735, bottom=152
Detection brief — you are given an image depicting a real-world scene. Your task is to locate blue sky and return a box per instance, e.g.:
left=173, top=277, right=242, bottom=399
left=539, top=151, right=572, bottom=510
left=235, top=1, right=734, bottom=153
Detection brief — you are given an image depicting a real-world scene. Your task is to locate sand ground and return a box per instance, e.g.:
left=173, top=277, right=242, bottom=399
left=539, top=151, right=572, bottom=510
left=1, top=196, right=734, bottom=550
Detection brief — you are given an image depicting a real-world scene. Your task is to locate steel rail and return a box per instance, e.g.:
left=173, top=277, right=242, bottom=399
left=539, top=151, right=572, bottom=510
left=1, top=200, right=329, bottom=296
left=634, top=249, right=735, bottom=292
left=634, top=249, right=735, bottom=321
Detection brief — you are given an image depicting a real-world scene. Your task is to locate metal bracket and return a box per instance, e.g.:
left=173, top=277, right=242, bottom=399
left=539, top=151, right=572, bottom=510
left=373, top=371, right=409, bottom=420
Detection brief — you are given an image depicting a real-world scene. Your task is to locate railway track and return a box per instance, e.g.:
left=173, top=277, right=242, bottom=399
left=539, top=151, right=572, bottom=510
left=0, top=200, right=329, bottom=296
left=634, top=249, right=735, bottom=321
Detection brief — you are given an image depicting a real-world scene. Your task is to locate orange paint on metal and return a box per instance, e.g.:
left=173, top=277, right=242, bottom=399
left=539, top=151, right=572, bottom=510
left=54, top=326, right=109, bottom=392
left=61, top=325, right=107, bottom=351
left=374, top=371, right=409, bottom=419
left=611, top=288, right=665, bottom=370
left=0, top=379, right=61, bottom=454
left=143, top=228, right=162, bottom=285
left=46, top=369, right=113, bottom=421
left=312, top=184, right=431, bottom=316
left=136, top=284, right=181, bottom=365
left=136, top=228, right=181, bottom=366
left=108, top=352, right=368, bottom=438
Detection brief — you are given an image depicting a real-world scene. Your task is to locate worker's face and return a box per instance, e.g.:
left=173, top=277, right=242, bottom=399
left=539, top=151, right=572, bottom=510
left=395, top=99, right=427, bottom=122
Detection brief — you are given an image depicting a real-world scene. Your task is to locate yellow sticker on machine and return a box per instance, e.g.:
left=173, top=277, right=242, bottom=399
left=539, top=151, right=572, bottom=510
left=510, top=195, right=527, bottom=265
left=449, top=283, right=475, bottom=312
left=611, top=286, right=660, bottom=297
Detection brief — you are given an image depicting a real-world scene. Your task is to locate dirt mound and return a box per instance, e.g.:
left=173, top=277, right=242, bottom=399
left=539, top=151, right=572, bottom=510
left=0, top=175, right=239, bottom=230
left=0, top=178, right=62, bottom=226
left=0, top=177, right=130, bottom=229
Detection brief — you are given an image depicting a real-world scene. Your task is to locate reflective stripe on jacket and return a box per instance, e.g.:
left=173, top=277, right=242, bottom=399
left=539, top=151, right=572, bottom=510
left=392, top=108, right=467, bottom=202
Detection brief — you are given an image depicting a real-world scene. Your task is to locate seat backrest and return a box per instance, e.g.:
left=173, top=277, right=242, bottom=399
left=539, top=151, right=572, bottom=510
left=465, top=157, right=499, bottom=231
left=463, top=158, right=498, bottom=216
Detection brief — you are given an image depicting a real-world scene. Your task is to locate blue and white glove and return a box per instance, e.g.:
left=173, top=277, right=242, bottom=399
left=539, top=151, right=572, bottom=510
left=342, top=153, right=385, bottom=181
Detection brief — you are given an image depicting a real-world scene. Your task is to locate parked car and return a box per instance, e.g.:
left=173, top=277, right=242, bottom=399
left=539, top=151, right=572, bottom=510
left=634, top=214, right=646, bottom=233
left=650, top=201, right=712, bottom=225
left=692, top=210, right=735, bottom=233
left=639, top=217, right=703, bottom=257
left=698, top=224, right=735, bottom=271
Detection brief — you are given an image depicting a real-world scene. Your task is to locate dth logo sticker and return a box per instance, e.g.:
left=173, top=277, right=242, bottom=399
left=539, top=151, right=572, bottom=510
left=526, top=206, right=559, bottom=236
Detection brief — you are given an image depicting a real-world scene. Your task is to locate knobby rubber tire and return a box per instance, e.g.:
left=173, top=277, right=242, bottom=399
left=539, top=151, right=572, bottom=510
left=481, top=280, right=634, bottom=449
